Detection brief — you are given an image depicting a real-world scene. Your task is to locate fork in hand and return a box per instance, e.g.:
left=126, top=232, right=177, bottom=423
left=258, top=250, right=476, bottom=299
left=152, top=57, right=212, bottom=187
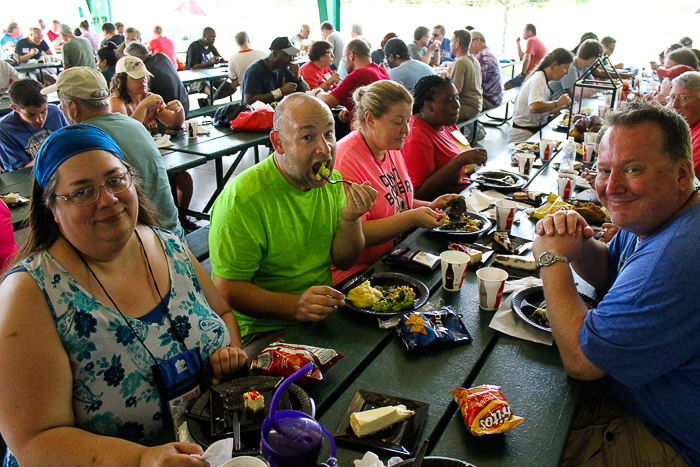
left=223, top=389, right=244, bottom=453
left=321, top=174, right=353, bottom=185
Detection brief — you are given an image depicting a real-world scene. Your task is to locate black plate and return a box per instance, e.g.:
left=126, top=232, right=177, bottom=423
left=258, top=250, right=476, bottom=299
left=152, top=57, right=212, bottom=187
left=150, top=126, right=185, bottom=136
left=345, top=272, right=429, bottom=317
left=333, top=389, right=430, bottom=456
left=444, top=242, right=494, bottom=269
left=187, top=376, right=312, bottom=451
left=511, top=286, right=598, bottom=332
left=470, top=171, right=526, bottom=190
left=394, top=458, right=475, bottom=467
left=431, top=211, right=491, bottom=236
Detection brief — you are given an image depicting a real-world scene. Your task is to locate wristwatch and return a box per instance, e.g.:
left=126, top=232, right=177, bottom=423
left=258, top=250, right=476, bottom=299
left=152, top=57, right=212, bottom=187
left=537, top=251, right=570, bottom=268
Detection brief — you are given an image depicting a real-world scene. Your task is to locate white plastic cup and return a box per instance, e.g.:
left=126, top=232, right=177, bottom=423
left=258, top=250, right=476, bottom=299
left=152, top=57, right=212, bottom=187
left=221, top=457, right=267, bottom=467
left=558, top=171, right=577, bottom=202
left=440, top=250, right=470, bottom=291
left=44, top=55, right=54, bottom=63
left=495, top=199, right=518, bottom=232
left=185, top=119, right=199, bottom=138
left=539, top=139, right=557, bottom=162
left=604, top=94, right=613, bottom=106
left=583, top=132, right=597, bottom=143
left=516, top=152, right=535, bottom=175
left=598, top=105, right=609, bottom=118
left=476, top=267, right=509, bottom=310
left=583, top=142, right=596, bottom=163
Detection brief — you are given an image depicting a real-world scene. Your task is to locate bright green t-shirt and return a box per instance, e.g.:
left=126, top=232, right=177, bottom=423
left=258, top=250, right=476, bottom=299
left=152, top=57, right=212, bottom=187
left=210, top=154, right=346, bottom=336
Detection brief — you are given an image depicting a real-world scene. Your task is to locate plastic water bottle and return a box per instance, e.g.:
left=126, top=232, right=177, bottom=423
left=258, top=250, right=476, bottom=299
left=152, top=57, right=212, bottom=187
left=639, top=79, right=648, bottom=95
left=561, top=136, right=577, bottom=172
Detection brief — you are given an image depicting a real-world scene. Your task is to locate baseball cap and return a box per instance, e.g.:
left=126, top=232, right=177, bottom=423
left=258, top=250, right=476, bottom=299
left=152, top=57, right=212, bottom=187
left=657, top=64, right=695, bottom=80
left=270, top=36, right=300, bottom=56
left=115, top=56, right=153, bottom=79
left=470, top=31, right=485, bottom=43
left=41, top=67, right=109, bottom=99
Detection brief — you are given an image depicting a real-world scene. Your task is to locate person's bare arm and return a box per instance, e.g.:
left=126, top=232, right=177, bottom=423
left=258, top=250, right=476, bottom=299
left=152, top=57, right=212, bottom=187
left=529, top=94, right=571, bottom=114
left=18, top=48, right=40, bottom=63
left=156, top=99, right=185, bottom=128
left=0, top=273, right=208, bottom=467
left=331, top=182, right=378, bottom=270
left=520, top=52, right=531, bottom=75
left=108, top=95, right=129, bottom=115
left=316, top=90, right=341, bottom=109
left=213, top=277, right=345, bottom=323
left=362, top=207, right=445, bottom=246
left=245, top=82, right=298, bottom=105
left=532, top=211, right=608, bottom=380
left=415, top=148, right=487, bottom=201
left=190, top=56, right=220, bottom=70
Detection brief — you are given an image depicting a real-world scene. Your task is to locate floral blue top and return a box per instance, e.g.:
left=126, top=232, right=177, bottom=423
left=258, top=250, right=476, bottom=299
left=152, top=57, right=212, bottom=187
left=3, top=228, right=229, bottom=467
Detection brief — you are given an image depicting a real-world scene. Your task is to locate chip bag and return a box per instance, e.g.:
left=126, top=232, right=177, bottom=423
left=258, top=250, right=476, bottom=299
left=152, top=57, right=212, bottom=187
left=250, top=341, right=343, bottom=383
left=397, top=307, right=472, bottom=350
left=450, top=385, right=524, bottom=436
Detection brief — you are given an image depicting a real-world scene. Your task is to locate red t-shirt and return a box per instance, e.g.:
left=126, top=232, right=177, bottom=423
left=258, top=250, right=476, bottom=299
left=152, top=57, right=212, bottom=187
left=47, top=30, right=59, bottom=43
left=330, top=63, right=390, bottom=120
left=691, top=120, right=700, bottom=179
left=525, top=36, right=547, bottom=74
left=0, top=201, right=18, bottom=271
left=402, top=116, right=471, bottom=193
left=332, top=130, right=414, bottom=283
left=299, top=61, right=332, bottom=89
left=149, top=36, right=177, bottom=67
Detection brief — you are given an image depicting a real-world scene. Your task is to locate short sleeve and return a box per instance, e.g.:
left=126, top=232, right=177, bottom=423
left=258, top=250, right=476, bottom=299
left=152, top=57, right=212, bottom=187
left=450, top=60, right=466, bottom=92
left=209, top=196, right=265, bottom=281
left=402, top=127, right=436, bottom=187
left=527, top=75, right=548, bottom=105
left=242, top=64, right=266, bottom=97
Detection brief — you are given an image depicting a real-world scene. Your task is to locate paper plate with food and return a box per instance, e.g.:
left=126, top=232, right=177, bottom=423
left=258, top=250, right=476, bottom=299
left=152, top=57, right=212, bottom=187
left=511, top=286, right=598, bottom=332
left=345, top=272, right=429, bottom=316
left=508, top=141, right=540, bottom=154
left=431, top=197, right=491, bottom=236
left=469, top=171, right=526, bottom=191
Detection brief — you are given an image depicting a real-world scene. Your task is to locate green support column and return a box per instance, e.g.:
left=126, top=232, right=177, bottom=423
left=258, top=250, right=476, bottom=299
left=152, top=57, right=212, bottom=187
left=317, top=0, right=341, bottom=30
left=84, top=0, right=112, bottom=29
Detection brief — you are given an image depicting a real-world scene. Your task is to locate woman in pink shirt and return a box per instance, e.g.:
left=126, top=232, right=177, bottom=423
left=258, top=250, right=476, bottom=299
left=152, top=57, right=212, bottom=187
left=403, top=75, right=487, bottom=200
left=147, top=25, right=178, bottom=68
left=299, top=40, right=340, bottom=91
left=333, top=80, right=454, bottom=283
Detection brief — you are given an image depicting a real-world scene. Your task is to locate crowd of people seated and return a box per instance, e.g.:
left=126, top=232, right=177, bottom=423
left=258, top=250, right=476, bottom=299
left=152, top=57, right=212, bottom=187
left=1, top=16, right=700, bottom=467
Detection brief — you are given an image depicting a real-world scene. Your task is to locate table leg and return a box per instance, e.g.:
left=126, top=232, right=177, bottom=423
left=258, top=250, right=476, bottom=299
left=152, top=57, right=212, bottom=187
left=203, top=148, right=247, bottom=213
left=209, top=78, right=216, bottom=105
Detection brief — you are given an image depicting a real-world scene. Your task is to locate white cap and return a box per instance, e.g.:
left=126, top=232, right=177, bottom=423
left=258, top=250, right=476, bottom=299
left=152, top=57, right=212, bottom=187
left=115, top=56, right=153, bottom=79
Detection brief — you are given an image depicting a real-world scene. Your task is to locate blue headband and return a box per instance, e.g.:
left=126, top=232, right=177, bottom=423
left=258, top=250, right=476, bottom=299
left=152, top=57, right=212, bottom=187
left=34, top=124, right=125, bottom=189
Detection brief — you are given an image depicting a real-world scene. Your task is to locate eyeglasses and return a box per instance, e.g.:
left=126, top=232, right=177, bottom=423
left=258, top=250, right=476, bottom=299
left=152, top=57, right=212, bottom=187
left=667, top=94, right=698, bottom=105
left=325, top=50, right=334, bottom=56
left=55, top=171, right=133, bottom=206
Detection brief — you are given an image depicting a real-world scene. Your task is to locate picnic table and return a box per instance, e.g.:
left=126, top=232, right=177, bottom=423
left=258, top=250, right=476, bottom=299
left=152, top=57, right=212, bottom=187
left=178, top=66, right=230, bottom=106
left=13, top=60, right=63, bottom=85
left=227, top=126, right=586, bottom=466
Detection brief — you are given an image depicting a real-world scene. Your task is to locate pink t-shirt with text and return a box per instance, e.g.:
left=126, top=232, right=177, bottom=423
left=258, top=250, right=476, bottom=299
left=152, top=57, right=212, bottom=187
left=691, top=120, right=700, bottom=179
left=332, top=130, right=414, bottom=283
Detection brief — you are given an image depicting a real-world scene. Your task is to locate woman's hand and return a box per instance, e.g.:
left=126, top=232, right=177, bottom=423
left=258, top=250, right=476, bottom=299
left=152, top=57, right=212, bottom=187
left=409, top=206, right=446, bottom=229
left=140, top=443, right=208, bottom=467
left=210, top=347, right=248, bottom=385
left=142, top=94, right=166, bottom=112
left=555, top=94, right=571, bottom=109
left=163, top=100, right=183, bottom=114
left=458, top=147, right=488, bottom=167
left=429, top=194, right=458, bottom=211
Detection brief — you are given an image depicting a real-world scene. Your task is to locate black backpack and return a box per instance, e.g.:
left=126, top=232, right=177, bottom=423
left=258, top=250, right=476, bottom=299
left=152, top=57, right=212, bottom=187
left=213, top=103, right=254, bottom=128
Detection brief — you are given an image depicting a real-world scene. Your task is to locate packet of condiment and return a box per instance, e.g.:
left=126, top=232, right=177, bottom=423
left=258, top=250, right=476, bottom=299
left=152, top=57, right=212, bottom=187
left=250, top=340, right=343, bottom=383
left=450, top=385, right=524, bottom=436
left=396, top=307, right=472, bottom=350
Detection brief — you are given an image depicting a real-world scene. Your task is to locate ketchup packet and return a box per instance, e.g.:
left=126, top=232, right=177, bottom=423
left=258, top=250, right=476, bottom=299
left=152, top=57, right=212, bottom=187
left=250, top=341, right=343, bottom=383
left=397, top=307, right=472, bottom=350
left=450, top=385, right=524, bottom=436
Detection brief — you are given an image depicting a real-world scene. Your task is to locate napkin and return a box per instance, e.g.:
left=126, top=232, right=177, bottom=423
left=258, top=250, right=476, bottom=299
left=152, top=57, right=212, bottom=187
left=190, top=438, right=234, bottom=467
left=154, top=134, right=174, bottom=148
left=197, top=125, right=211, bottom=135
left=489, top=279, right=553, bottom=346
left=466, top=190, right=504, bottom=219
left=575, top=176, right=591, bottom=189
left=353, top=451, right=404, bottom=467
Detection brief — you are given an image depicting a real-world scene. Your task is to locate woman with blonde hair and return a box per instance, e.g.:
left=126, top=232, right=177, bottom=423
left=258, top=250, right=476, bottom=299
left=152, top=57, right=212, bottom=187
left=333, top=80, right=455, bottom=283
left=148, top=25, right=177, bottom=68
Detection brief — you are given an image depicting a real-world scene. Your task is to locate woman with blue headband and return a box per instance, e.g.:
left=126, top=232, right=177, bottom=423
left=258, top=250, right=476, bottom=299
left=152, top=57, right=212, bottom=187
left=0, top=125, right=247, bottom=467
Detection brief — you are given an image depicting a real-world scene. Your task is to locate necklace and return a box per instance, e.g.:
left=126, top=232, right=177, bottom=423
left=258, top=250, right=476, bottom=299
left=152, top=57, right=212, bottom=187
left=69, top=230, right=186, bottom=362
left=359, top=130, right=409, bottom=212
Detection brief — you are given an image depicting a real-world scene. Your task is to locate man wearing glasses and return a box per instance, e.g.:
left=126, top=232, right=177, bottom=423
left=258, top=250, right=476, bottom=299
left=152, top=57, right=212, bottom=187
left=670, top=72, right=700, bottom=179
left=43, top=67, right=185, bottom=241
left=407, top=26, right=440, bottom=66
left=431, top=25, right=453, bottom=64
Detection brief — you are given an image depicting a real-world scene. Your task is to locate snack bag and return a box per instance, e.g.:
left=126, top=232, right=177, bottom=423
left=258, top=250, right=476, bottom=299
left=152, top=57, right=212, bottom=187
left=397, top=307, right=472, bottom=350
left=250, top=341, right=344, bottom=383
left=450, top=385, right=524, bottom=436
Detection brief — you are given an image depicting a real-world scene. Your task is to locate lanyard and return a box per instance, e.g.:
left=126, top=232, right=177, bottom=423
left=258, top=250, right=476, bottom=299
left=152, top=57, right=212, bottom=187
left=70, top=229, right=188, bottom=364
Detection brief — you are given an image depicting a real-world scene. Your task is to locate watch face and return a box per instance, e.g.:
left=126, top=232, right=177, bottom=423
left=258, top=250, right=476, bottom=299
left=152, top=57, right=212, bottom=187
left=538, top=251, right=556, bottom=266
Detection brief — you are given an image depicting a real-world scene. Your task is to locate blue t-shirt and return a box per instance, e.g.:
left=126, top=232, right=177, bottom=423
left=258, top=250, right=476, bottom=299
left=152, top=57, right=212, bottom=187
left=580, top=201, right=700, bottom=465
left=549, top=60, right=586, bottom=100
left=0, top=104, right=68, bottom=171
left=0, top=34, right=20, bottom=47
left=388, top=59, right=436, bottom=94
left=430, top=38, right=453, bottom=63
left=242, top=59, right=294, bottom=98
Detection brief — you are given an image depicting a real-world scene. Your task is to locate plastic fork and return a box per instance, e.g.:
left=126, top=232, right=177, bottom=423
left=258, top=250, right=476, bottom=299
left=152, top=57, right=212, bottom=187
left=223, top=389, right=244, bottom=452
left=321, top=174, right=353, bottom=185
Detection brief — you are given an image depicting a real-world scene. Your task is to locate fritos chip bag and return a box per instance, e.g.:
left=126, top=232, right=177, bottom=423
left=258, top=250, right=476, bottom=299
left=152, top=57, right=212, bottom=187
left=450, top=385, right=524, bottom=436
left=250, top=341, right=343, bottom=383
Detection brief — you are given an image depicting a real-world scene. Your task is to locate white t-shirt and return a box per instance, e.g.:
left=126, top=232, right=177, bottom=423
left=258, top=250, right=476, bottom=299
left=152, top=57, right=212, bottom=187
left=512, top=71, right=550, bottom=128
left=228, top=49, right=268, bottom=84
left=0, top=59, right=20, bottom=90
